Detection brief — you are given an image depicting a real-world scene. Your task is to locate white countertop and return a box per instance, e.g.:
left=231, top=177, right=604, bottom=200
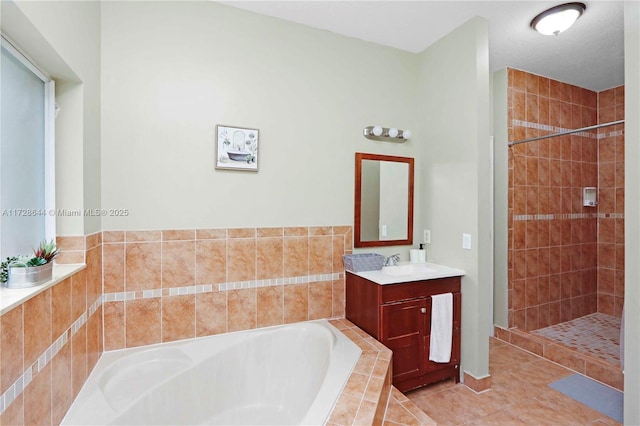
left=0, top=263, right=86, bottom=315
left=353, top=262, right=465, bottom=285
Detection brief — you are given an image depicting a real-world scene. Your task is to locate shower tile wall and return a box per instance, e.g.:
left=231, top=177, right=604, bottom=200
left=0, top=234, right=103, bottom=425
left=596, top=86, right=625, bottom=317
left=101, top=226, right=351, bottom=350
left=508, top=68, right=599, bottom=331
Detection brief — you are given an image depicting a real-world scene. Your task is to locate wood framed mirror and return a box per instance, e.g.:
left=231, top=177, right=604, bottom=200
left=354, top=153, right=414, bottom=248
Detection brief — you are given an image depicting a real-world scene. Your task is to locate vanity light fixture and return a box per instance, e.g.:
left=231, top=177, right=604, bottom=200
left=363, top=125, right=412, bottom=142
left=530, top=2, right=586, bottom=36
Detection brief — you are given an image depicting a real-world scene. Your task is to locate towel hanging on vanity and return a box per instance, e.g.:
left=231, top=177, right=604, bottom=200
left=429, top=292, right=453, bottom=363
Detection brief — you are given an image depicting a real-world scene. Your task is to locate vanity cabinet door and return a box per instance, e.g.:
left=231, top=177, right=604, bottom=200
left=380, top=298, right=429, bottom=383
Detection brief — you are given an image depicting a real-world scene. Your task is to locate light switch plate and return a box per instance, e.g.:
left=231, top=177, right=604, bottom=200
left=462, top=233, right=472, bottom=250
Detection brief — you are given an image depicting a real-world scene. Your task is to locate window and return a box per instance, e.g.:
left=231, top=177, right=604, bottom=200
left=0, top=36, right=55, bottom=259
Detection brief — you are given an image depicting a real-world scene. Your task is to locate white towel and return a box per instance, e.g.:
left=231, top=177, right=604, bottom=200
left=429, top=292, right=453, bottom=363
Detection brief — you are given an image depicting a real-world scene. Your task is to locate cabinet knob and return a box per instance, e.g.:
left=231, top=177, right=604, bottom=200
left=421, top=308, right=427, bottom=314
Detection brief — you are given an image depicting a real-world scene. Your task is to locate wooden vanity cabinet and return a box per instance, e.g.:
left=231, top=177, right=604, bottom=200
left=345, top=272, right=461, bottom=392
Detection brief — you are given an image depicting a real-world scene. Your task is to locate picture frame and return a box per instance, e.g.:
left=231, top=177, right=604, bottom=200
left=215, top=125, right=259, bottom=171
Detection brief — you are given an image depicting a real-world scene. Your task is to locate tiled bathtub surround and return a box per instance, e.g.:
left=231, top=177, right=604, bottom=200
left=507, top=68, right=625, bottom=330
left=0, top=233, right=103, bottom=425
left=102, top=226, right=351, bottom=350
left=327, top=318, right=394, bottom=425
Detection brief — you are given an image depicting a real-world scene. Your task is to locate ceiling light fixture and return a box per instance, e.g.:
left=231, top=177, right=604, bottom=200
left=530, top=2, right=586, bottom=36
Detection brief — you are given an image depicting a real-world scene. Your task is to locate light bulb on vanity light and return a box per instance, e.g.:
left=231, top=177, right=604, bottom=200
left=388, top=128, right=399, bottom=138
left=372, top=126, right=383, bottom=136
left=402, top=129, right=412, bottom=139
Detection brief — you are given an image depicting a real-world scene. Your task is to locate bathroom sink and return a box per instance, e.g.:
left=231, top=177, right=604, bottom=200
left=382, top=264, right=413, bottom=276
left=382, top=264, right=436, bottom=276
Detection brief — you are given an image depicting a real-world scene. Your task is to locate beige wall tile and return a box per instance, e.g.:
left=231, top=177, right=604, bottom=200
left=71, top=325, right=87, bottom=399
left=0, top=305, right=23, bottom=394
left=125, top=298, right=161, bottom=348
left=86, top=245, right=103, bottom=304
left=196, top=292, right=227, bottom=337
left=309, top=226, right=332, bottom=236
left=24, top=363, right=52, bottom=426
left=284, top=237, right=308, bottom=277
left=333, top=226, right=350, bottom=235
left=309, top=236, right=332, bottom=275
left=309, top=281, right=332, bottom=320
left=125, top=242, right=161, bottom=291
left=228, top=288, right=256, bottom=332
left=227, top=239, right=256, bottom=282
left=104, top=301, right=125, bottom=350
left=56, top=236, right=85, bottom=251
left=103, top=243, right=125, bottom=293
left=344, top=228, right=353, bottom=250
left=162, top=229, right=195, bottom=241
left=284, top=283, right=308, bottom=323
left=332, top=279, right=345, bottom=318
left=257, top=227, right=283, bottom=238
left=196, top=240, right=227, bottom=285
left=51, top=344, right=72, bottom=425
left=228, top=228, right=256, bottom=239
left=102, top=231, right=125, bottom=243
left=257, top=238, right=283, bottom=280
left=162, top=295, right=195, bottom=342
left=55, top=251, right=85, bottom=264
left=196, top=229, right=226, bottom=240
left=0, top=393, right=23, bottom=425
left=86, top=232, right=102, bottom=249
left=257, top=286, right=283, bottom=328
left=71, top=270, right=87, bottom=320
left=125, top=231, right=161, bottom=242
left=332, top=236, right=346, bottom=273
left=87, top=308, right=103, bottom=372
left=162, top=241, right=196, bottom=288
left=284, top=227, right=308, bottom=237
left=52, top=278, right=72, bottom=340
left=24, top=290, right=52, bottom=367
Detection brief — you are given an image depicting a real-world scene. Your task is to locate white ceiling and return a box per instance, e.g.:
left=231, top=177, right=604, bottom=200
left=219, top=1, right=624, bottom=92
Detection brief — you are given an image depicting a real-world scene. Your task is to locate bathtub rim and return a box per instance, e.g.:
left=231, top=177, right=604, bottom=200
left=61, top=319, right=361, bottom=426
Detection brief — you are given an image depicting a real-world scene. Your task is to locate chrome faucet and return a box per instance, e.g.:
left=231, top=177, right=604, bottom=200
left=384, top=254, right=400, bottom=266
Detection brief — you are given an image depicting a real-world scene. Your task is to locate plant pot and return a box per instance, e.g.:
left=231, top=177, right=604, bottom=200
left=5, top=262, right=53, bottom=289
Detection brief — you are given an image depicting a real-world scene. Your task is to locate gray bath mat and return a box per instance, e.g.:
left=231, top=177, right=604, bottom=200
left=549, top=374, right=623, bottom=423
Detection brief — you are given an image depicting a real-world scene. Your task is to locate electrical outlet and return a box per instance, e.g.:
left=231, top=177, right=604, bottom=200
left=381, top=225, right=387, bottom=237
left=424, top=229, right=431, bottom=244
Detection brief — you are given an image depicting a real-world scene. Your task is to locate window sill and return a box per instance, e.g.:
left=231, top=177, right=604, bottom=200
left=0, top=263, right=86, bottom=315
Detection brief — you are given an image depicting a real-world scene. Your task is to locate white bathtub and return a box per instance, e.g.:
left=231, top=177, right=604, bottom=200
left=62, top=320, right=361, bottom=425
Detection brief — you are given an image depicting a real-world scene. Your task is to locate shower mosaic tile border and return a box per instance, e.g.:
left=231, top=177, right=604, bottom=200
left=513, top=213, right=624, bottom=221
left=0, top=296, right=103, bottom=416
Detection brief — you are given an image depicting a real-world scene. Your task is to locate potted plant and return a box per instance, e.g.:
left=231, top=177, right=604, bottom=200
left=1, top=240, right=59, bottom=289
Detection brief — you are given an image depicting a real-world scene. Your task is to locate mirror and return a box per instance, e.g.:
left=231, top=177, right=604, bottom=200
left=354, top=153, right=414, bottom=247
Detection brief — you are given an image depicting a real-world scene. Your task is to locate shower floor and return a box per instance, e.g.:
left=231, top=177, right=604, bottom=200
left=532, top=313, right=621, bottom=366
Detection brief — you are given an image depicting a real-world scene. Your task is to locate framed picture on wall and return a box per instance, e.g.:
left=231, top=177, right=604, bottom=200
left=215, top=125, right=259, bottom=171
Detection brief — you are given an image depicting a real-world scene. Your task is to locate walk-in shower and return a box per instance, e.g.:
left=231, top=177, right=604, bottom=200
left=504, top=68, right=625, bottom=386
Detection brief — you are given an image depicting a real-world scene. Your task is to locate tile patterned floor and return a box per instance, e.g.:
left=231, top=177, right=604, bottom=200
left=532, top=313, right=621, bottom=365
left=404, top=338, right=622, bottom=425
left=383, top=387, right=436, bottom=425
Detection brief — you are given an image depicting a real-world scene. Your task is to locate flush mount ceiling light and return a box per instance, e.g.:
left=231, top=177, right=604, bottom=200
left=530, top=2, right=586, bottom=36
